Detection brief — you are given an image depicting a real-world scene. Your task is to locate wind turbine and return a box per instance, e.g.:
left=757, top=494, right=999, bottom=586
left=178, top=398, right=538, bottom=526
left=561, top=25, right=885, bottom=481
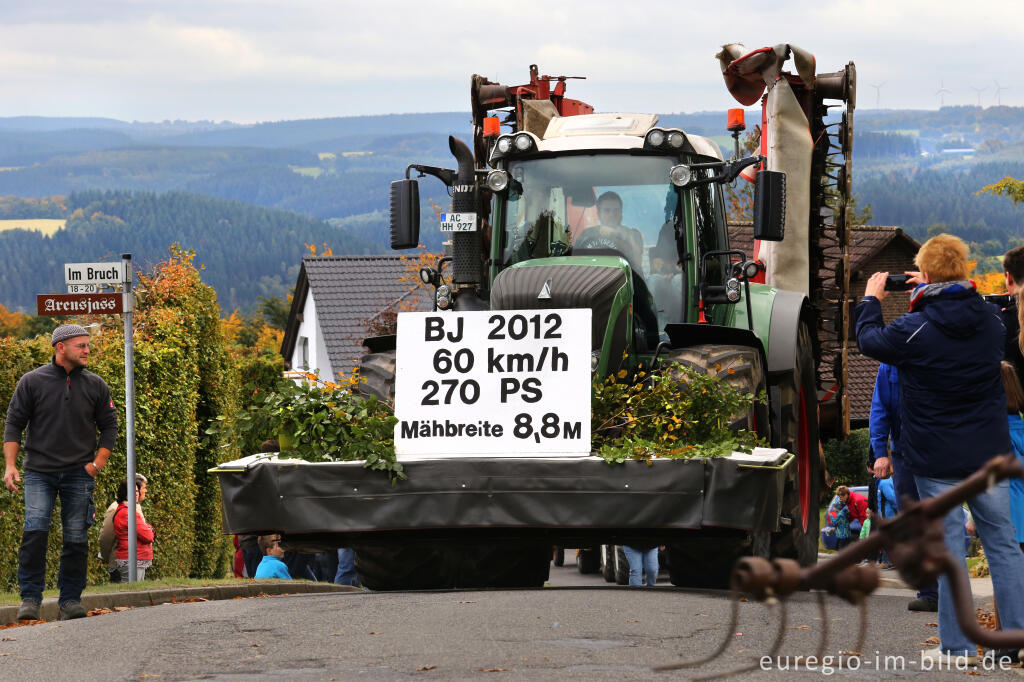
left=936, top=80, right=952, bottom=107
left=994, top=80, right=1008, bottom=106
left=970, top=85, right=987, bottom=107
left=869, top=82, right=886, bottom=109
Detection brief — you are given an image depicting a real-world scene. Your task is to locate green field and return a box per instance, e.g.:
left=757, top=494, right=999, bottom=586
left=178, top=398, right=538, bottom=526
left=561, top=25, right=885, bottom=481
left=0, top=218, right=66, bottom=236
left=289, top=165, right=322, bottom=178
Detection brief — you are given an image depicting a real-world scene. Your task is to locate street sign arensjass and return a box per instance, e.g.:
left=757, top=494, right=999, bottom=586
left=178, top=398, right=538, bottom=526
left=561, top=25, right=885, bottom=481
left=37, top=293, right=124, bottom=316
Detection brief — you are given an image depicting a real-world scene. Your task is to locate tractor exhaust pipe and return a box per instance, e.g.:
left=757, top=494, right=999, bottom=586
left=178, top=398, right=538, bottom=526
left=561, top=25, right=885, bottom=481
left=449, top=135, right=482, bottom=288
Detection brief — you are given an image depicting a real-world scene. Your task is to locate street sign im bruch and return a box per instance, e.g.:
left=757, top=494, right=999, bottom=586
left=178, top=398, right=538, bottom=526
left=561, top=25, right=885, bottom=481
left=64, top=262, right=124, bottom=286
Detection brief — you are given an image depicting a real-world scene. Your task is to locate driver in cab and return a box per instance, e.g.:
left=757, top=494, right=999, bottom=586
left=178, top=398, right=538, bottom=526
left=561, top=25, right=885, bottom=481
left=573, top=192, right=645, bottom=271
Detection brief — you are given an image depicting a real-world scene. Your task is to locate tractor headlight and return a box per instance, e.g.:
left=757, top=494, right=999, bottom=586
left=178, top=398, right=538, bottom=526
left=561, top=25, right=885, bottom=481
left=496, top=136, right=513, bottom=154
left=436, top=285, right=452, bottom=310
left=645, top=129, right=665, bottom=147
left=667, top=131, right=684, bottom=148
left=669, top=164, right=692, bottom=187
left=485, top=169, right=510, bottom=193
left=514, top=133, right=534, bottom=152
left=725, top=278, right=742, bottom=303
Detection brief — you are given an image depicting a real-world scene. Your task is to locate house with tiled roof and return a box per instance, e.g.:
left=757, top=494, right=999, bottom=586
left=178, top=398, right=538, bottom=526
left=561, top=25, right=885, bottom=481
left=281, top=255, right=432, bottom=382
left=729, top=224, right=921, bottom=425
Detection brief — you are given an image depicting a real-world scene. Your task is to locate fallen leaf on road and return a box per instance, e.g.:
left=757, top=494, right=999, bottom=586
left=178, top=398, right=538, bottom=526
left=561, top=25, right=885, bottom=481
left=0, top=653, right=11, bottom=657
left=139, top=675, right=162, bottom=679
left=2, top=637, right=15, bottom=641
left=919, top=636, right=940, bottom=645
left=113, top=607, right=131, bottom=612
left=966, top=671, right=983, bottom=676
left=626, top=619, right=640, bottom=623
left=87, top=608, right=112, bottom=616
left=250, top=643, right=261, bottom=648
left=925, top=622, right=937, bottom=627
left=478, top=668, right=511, bottom=673
left=791, top=625, right=809, bottom=630
left=695, top=613, right=708, bottom=617
left=839, top=651, right=862, bottom=657
left=369, top=632, right=381, bottom=635
left=458, top=601, right=476, bottom=604
left=417, top=665, right=436, bottom=671
left=329, top=633, right=344, bottom=637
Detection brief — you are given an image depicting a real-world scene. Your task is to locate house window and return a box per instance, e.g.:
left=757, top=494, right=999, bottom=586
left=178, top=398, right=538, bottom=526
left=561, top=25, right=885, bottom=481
left=300, top=337, right=309, bottom=369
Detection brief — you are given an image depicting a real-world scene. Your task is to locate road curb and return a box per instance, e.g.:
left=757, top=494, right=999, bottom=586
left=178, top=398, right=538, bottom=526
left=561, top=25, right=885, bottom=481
left=1, top=581, right=358, bottom=625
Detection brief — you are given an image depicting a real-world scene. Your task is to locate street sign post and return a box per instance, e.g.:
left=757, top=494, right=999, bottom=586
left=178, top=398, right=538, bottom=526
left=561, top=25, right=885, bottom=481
left=37, top=256, right=139, bottom=581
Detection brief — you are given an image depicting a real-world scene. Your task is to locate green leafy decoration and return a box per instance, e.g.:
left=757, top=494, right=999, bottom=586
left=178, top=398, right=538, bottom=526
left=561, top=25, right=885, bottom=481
left=590, top=362, right=766, bottom=465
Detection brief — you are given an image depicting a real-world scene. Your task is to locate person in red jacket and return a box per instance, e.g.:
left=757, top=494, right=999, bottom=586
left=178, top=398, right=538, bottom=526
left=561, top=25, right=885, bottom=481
left=837, top=486, right=869, bottom=526
left=114, top=477, right=155, bottom=581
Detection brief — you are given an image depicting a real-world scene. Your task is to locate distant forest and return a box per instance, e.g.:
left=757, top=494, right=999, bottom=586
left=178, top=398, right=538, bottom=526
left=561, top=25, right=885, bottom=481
left=1, top=107, right=1024, bottom=312
left=0, top=191, right=378, bottom=312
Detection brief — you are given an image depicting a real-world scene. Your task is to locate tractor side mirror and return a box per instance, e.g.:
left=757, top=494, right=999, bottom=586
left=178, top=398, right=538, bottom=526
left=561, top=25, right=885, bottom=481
left=753, top=170, right=786, bottom=242
left=389, top=179, right=420, bottom=250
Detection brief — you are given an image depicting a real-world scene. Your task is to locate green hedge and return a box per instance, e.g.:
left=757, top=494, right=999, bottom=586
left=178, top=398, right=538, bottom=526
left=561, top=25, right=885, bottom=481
left=0, top=247, right=241, bottom=590
left=823, top=428, right=872, bottom=491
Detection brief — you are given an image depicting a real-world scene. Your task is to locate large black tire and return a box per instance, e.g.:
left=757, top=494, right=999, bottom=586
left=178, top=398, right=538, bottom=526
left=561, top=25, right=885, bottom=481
left=457, top=544, right=551, bottom=588
left=354, top=546, right=451, bottom=591
left=600, top=545, right=615, bottom=583
left=665, top=344, right=769, bottom=437
left=613, top=546, right=630, bottom=585
left=663, top=345, right=768, bottom=588
left=358, top=350, right=396, bottom=403
left=769, top=323, right=821, bottom=567
left=355, top=544, right=550, bottom=591
left=667, top=538, right=749, bottom=589
left=576, top=547, right=601, bottom=574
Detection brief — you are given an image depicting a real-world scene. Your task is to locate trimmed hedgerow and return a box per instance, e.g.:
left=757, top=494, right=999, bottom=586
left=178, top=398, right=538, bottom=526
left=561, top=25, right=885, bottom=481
left=0, top=245, right=239, bottom=589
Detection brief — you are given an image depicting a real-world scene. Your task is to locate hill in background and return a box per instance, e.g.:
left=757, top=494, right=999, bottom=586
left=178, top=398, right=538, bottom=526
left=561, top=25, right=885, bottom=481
left=1, top=105, right=1024, bottom=313
left=0, top=191, right=377, bottom=313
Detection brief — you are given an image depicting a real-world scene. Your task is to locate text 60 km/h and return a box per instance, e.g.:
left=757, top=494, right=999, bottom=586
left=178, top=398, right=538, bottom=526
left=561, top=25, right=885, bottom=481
left=394, top=309, right=591, bottom=459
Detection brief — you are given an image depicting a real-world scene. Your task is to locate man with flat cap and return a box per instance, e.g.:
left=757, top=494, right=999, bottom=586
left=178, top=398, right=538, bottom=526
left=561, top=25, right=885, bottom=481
left=4, top=324, right=118, bottom=621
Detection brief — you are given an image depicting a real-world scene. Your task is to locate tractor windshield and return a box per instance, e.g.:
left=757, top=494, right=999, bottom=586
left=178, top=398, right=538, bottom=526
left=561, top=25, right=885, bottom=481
left=500, top=153, right=694, bottom=327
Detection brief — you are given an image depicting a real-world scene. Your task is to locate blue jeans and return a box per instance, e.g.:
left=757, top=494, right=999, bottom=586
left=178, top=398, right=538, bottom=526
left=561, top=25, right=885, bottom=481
left=622, top=546, right=658, bottom=586
left=335, top=548, right=359, bottom=586
left=19, top=467, right=96, bottom=606
left=893, top=455, right=938, bottom=602
left=914, top=474, right=1024, bottom=656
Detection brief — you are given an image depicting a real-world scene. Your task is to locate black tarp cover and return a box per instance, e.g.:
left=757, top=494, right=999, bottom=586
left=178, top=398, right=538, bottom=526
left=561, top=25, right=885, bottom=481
left=215, top=453, right=792, bottom=541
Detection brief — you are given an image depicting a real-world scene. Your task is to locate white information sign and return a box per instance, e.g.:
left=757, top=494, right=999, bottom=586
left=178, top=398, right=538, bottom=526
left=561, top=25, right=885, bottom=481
left=394, top=309, right=592, bottom=458
left=439, top=212, right=477, bottom=232
left=66, top=283, right=99, bottom=294
left=64, top=261, right=124, bottom=286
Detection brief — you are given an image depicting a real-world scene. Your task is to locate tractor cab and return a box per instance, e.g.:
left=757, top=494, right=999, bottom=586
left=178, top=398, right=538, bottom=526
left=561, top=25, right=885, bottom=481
left=484, top=113, right=780, bottom=350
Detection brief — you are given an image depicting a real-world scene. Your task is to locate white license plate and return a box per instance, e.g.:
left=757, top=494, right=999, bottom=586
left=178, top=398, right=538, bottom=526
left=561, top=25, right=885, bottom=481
left=440, top=212, right=477, bottom=232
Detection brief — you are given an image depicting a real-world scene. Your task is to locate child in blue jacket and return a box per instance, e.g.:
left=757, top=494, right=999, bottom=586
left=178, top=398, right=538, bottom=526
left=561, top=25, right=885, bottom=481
left=254, top=535, right=291, bottom=580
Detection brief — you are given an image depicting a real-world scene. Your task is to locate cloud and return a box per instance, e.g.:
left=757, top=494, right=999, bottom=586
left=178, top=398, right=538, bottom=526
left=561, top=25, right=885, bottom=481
left=0, top=0, right=1020, bottom=121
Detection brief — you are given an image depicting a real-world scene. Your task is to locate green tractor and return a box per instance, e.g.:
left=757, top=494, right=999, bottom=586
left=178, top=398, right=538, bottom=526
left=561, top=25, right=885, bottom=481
left=215, top=45, right=855, bottom=590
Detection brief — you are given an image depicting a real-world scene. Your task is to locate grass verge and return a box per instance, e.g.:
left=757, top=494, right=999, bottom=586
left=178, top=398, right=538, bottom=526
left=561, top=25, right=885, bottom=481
left=0, top=577, right=272, bottom=606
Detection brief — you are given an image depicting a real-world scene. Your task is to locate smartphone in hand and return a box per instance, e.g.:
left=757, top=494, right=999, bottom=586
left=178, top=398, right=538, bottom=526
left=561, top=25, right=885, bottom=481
left=884, top=274, right=914, bottom=291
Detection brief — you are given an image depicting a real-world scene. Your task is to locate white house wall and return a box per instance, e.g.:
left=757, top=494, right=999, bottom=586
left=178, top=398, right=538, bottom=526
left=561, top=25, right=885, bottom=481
left=290, top=290, right=334, bottom=383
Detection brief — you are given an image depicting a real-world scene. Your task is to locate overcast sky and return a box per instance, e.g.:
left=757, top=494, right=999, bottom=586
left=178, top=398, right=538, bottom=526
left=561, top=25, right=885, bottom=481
left=0, top=0, right=1018, bottom=123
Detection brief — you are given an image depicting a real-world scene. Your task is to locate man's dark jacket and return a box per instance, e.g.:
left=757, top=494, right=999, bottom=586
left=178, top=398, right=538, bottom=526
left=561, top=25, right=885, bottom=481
left=855, top=283, right=1010, bottom=479
left=3, top=358, right=118, bottom=471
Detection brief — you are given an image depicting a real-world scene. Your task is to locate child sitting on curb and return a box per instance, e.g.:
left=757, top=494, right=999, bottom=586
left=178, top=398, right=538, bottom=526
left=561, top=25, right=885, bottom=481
left=253, top=534, right=291, bottom=580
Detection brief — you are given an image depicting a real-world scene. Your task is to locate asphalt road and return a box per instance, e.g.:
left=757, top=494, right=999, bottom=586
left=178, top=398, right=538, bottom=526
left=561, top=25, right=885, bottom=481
left=0, top=557, right=1019, bottom=681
